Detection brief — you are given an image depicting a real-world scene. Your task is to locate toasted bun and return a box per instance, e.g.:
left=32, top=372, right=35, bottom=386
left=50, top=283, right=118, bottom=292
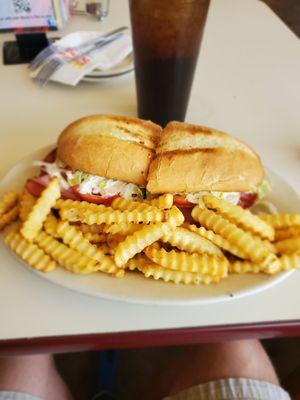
left=57, top=115, right=162, bottom=187
left=147, top=121, right=264, bottom=194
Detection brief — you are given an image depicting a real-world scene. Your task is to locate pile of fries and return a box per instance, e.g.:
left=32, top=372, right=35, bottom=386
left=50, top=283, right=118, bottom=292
left=0, top=178, right=299, bottom=285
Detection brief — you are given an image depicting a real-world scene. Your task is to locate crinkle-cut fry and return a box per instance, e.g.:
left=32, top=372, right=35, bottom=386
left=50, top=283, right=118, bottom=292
left=114, top=222, right=172, bottom=267
left=145, top=194, right=174, bottom=209
left=191, top=206, right=280, bottom=273
left=43, top=214, right=59, bottom=238
left=249, top=235, right=275, bottom=253
left=0, top=205, right=19, bottom=231
left=275, top=226, right=300, bottom=241
left=60, top=206, right=165, bottom=225
left=203, top=195, right=274, bottom=241
left=97, top=243, right=113, bottom=255
left=162, top=227, right=223, bottom=256
left=126, top=254, right=152, bottom=271
left=82, top=231, right=107, bottom=243
left=140, top=264, right=220, bottom=285
left=76, top=223, right=105, bottom=234
left=144, top=244, right=228, bottom=277
left=54, top=198, right=106, bottom=212
left=21, top=179, right=60, bottom=242
left=0, top=192, right=18, bottom=217
left=260, top=238, right=276, bottom=253
left=165, top=206, right=184, bottom=226
left=188, top=224, right=248, bottom=259
left=229, top=260, right=262, bottom=274
left=275, top=237, right=300, bottom=255
left=107, top=233, right=127, bottom=242
left=111, top=197, right=154, bottom=212
left=280, top=253, right=300, bottom=270
left=106, top=239, right=119, bottom=254
left=19, top=189, right=36, bottom=222
left=103, top=223, right=143, bottom=236
left=259, top=214, right=300, bottom=228
left=56, top=220, right=123, bottom=277
left=35, top=230, right=99, bottom=275
left=5, top=230, right=55, bottom=272
left=53, top=198, right=65, bottom=209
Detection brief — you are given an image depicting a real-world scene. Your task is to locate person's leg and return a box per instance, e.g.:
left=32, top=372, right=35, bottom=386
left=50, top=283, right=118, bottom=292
left=143, top=340, right=281, bottom=400
left=0, top=354, right=73, bottom=400
left=168, top=340, right=279, bottom=395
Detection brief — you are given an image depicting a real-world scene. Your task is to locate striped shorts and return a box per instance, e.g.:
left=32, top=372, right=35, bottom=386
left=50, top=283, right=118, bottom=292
left=0, top=378, right=291, bottom=400
left=163, top=378, right=291, bottom=400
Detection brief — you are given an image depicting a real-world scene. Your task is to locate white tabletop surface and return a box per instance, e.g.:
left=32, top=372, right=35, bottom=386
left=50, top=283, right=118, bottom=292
left=0, top=0, right=300, bottom=341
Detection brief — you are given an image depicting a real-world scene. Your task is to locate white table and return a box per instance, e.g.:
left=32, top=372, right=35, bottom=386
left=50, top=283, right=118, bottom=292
left=0, top=0, right=300, bottom=354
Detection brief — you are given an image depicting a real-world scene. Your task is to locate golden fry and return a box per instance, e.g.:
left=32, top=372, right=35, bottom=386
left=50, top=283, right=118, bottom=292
left=82, top=231, right=107, bottom=243
left=114, top=222, right=172, bottom=267
left=259, top=238, right=276, bottom=253
left=145, top=244, right=228, bottom=277
left=35, top=230, right=99, bottom=275
left=57, top=220, right=123, bottom=277
left=21, top=179, right=60, bottom=242
left=275, top=237, right=300, bottom=255
left=111, top=197, right=153, bottom=212
left=0, top=205, right=19, bottom=231
left=188, top=224, right=248, bottom=259
left=0, top=192, right=18, bottom=217
left=126, top=254, right=153, bottom=271
left=140, top=264, right=220, bottom=285
left=191, top=206, right=280, bottom=273
left=106, top=238, right=119, bottom=253
left=43, top=214, right=59, bottom=238
left=259, top=214, right=300, bottom=228
left=145, top=194, right=173, bottom=209
left=162, top=227, right=223, bottom=256
left=229, top=260, right=262, bottom=274
left=60, top=206, right=165, bottom=225
left=53, top=198, right=104, bottom=211
left=103, top=223, right=142, bottom=236
left=5, top=230, right=55, bottom=272
left=280, top=253, right=300, bottom=270
left=19, top=188, right=36, bottom=222
left=97, top=243, right=113, bottom=255
left=275, top=226, right=300, bottom=241
left=76, top=223, right=105, bottom=234
left=203, top=195, right=274, bottom=240
left=165, top=206, right=184, bottom=226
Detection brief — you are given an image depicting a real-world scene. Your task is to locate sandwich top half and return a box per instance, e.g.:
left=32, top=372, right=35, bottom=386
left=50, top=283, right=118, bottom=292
left=27, top=115, right=267, bottom=207
left=147, top=121, right=264, bottom=194
left=57, top=114, right=162, bottom=187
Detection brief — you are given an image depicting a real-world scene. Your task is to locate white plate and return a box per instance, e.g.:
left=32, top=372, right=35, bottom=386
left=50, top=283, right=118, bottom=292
left=82, top=53, right=134, bottom=82
left=0, top=146, right=298, bottom=306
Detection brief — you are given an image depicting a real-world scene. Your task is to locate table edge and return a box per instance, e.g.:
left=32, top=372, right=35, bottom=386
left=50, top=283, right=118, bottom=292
left=1, top=320, right=300, bottom=355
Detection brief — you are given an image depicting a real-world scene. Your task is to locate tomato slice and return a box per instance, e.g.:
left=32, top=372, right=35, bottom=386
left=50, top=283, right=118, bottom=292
left=72, top=186, right=119, bottom=204
left=43, top=148, right=57, bottom=163
left=173, top=195, right=193, bottom=207
left=26, top=178, right=47, bottom=197
left=238, top=192, right=258, bottom=209
left=26, top=177, right=80, bottom=200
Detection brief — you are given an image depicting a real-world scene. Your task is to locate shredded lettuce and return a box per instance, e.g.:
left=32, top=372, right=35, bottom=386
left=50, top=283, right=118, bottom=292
left=33, top=159, right=144, bottom=199
left=184, top=191, right=240, bottom=205
left=255, top=177, right=271, bottom=200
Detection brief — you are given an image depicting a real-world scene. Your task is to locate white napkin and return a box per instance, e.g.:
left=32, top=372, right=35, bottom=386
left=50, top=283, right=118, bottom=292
left=49, top=30, right=132, bottom=86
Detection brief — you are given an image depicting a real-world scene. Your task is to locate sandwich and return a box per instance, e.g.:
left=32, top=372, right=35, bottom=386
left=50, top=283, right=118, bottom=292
left=146, top=121, right=269, bottom=209
left=26, top=115, right=162, bottom=203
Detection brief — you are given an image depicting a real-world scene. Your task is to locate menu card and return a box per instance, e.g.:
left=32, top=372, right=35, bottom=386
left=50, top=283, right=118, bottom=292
left=0, top=0, right=70, bottom=32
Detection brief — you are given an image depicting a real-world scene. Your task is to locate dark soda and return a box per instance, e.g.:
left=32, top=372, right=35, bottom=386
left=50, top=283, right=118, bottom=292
left=129, top=0, right=210, bottom=126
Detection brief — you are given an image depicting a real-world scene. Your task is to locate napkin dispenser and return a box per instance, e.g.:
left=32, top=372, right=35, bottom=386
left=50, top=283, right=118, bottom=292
left=3, top=33, right=50, bottom=65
